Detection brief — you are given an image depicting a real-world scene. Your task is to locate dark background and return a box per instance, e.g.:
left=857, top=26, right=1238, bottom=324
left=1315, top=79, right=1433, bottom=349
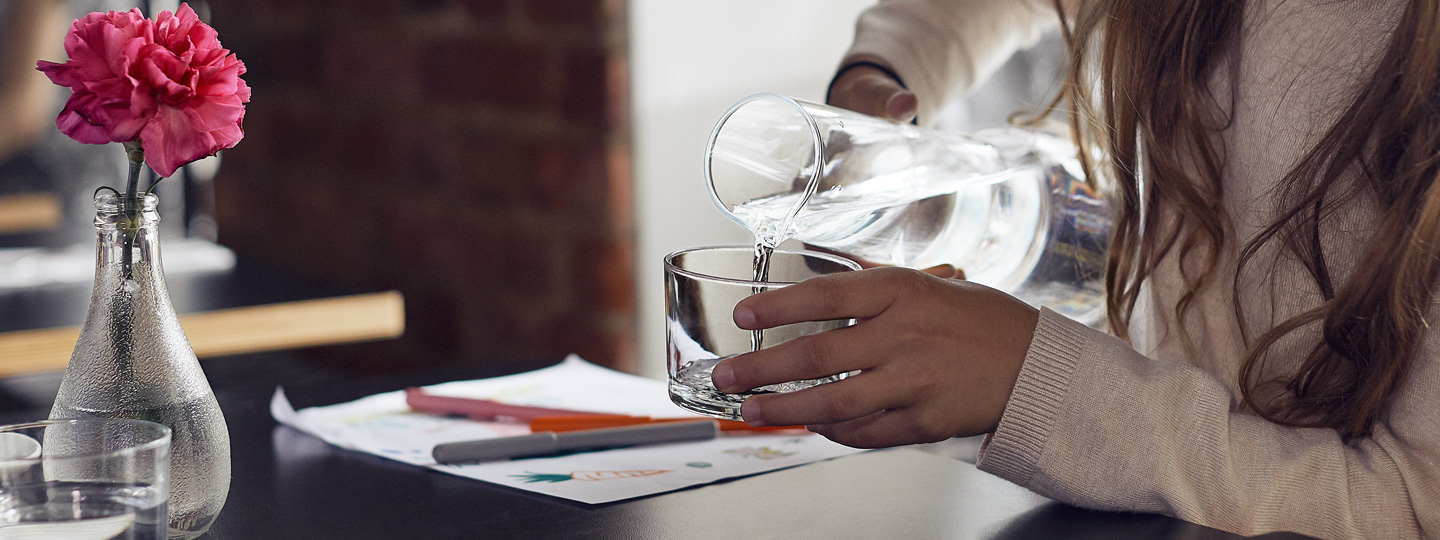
left=205, top=0, right=633, bottom=373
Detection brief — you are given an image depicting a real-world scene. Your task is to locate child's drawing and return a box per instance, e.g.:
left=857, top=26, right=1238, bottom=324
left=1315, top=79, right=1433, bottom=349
left=724, top=446, right=796, bottom=460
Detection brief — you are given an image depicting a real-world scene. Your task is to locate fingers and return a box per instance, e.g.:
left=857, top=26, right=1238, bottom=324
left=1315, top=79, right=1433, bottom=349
left=805, top=409, right=956, bottom=448
left=713, top=323, right=879, bottom=394
left=734, top=267, right=926, bottom=330
left=742, top=387, right=959, bottom=448
left=738, top=372, right=908, bottom=428
left=828, top=63, right=918, bottom=123
left=921, top=264, right=958, bottom=279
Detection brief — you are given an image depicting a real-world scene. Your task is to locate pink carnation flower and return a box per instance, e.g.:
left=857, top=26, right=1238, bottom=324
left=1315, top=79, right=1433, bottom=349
left=37, top=3, right=249, bottom=177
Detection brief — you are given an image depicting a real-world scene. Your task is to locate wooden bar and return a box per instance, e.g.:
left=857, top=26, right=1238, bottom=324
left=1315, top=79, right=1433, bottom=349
left=0, top=290, right=404, bottom=378
left=0, top=193, right=63, bottom=234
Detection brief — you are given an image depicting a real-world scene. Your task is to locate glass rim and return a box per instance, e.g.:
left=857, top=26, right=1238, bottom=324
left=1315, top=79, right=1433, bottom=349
left=93, top=191, right=161, bottom=229
left=663, top=245, right=860, bottom=287
left=93, top=191, right=160, bottom=212
left=0, top=418, right=172, bottom=464
left=703, top=92, right=824, bottom=237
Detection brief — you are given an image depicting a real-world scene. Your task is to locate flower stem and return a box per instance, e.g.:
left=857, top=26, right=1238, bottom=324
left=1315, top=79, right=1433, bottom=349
left=121, top=141, right=145, bottom=279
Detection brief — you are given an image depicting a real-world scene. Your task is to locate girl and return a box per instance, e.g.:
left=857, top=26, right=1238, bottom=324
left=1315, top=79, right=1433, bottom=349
left=710, top=0, right=1440, bottom=537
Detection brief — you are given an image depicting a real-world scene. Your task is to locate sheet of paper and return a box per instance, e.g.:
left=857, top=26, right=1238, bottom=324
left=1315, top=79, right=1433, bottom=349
left=271, top=354, right=866, bottom=504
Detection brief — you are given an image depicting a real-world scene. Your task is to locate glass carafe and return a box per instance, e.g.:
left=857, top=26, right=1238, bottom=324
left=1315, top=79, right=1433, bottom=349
left=50, top=192, right=231, bottom=539
left=704, top=93, right=1110, bottom=324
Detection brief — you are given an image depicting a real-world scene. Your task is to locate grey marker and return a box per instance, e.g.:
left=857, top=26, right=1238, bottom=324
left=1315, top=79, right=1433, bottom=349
left=432, top=420, right=719, bottom=464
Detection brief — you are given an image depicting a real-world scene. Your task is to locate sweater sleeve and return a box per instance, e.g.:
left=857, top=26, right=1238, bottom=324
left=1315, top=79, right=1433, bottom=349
left=841, top=0, right=1061, bottom=125
left=977, top=308, right=1440, bottom=539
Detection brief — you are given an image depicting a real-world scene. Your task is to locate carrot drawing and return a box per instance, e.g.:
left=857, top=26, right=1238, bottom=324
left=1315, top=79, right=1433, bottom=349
left=723, top=446, right=795, bottom=460
left=510, top=469, right=673, bottom=483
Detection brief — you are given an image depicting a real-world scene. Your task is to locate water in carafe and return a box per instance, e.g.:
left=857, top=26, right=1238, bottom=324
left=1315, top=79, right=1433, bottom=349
left=706, top=94, right=1110, bottom=325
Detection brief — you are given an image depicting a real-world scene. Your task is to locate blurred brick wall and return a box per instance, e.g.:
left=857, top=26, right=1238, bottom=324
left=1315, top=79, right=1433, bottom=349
left=203, top=0, right=635, bottom=372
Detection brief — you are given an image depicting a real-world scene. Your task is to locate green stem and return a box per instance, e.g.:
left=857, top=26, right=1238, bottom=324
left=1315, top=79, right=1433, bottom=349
left=112, top=141, right=146, bottom=387
left=121, top=141, right=145, bottom=280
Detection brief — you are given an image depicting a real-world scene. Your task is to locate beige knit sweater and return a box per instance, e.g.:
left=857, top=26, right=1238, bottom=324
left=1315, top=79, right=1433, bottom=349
left=843, top=1, right=1437, bottom=538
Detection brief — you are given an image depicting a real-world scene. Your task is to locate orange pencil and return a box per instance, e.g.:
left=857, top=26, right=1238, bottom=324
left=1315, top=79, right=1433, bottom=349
left=530, top=414, right=804, bottom=433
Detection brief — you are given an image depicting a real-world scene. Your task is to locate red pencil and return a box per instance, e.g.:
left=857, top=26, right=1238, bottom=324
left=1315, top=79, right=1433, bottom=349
left=404, top=388, right=611, bottom=422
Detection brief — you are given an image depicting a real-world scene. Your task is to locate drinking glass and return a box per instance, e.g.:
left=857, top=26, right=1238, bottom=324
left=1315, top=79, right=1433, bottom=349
left=666, top=245, right=862, bottom=420
left=0, top=419, right=171, bottom=540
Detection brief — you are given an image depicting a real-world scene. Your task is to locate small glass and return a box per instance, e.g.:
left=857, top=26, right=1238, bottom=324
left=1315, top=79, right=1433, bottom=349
left=666, top=245, right=862, bottom=420
left=0, top=418, right=171, bottom=540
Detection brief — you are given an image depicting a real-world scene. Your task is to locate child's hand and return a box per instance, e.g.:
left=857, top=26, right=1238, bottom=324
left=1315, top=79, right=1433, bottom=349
left=827, top=62, right=917, bottom=123
left=710, top=267, right=1038, bottom=448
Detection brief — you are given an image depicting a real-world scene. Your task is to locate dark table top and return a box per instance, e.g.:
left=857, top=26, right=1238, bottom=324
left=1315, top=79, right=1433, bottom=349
left=0, top=357, right=1315, bottom=540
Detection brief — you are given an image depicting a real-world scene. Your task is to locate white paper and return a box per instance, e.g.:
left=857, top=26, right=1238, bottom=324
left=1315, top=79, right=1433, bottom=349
left=270, top=355, right=865, bottom=504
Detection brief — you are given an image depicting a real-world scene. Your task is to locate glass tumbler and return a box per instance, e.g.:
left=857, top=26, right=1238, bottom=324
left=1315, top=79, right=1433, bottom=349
left=0, top=418, right=171, bottom=540
left=666, top=246, right=861, bottom=420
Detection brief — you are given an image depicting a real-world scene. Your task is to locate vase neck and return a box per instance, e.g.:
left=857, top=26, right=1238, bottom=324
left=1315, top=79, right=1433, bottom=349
left=93, top=192, right=163, bottom=279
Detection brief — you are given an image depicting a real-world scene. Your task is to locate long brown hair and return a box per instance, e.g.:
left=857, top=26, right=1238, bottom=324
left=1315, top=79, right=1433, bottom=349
left=1053, top=0, right=1440, bottom=440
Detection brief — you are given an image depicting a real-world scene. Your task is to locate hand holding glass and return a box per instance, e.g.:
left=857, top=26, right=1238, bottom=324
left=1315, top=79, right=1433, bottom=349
left=667, top=246, right=861, bottom=420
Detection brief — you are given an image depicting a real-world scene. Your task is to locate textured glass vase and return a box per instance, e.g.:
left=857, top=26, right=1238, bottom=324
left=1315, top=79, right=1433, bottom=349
left=50, top=192, right=231, bottom=539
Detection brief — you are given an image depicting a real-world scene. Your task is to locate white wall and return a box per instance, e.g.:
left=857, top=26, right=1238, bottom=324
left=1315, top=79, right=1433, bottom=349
left=628, top=1, right=876, bottom=378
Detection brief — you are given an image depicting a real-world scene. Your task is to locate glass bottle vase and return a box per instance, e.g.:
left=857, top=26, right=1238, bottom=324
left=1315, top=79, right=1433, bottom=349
left=50, top=192, right=231, bottom=539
